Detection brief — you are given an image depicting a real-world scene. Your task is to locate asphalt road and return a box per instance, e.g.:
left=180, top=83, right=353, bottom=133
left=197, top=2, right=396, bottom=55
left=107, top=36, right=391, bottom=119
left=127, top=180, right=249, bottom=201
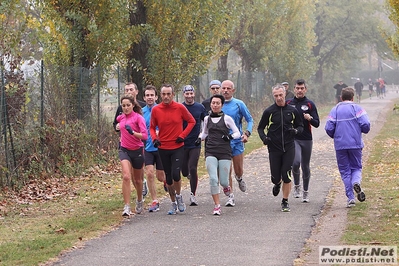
left=52, top=89, right=399, bottom=266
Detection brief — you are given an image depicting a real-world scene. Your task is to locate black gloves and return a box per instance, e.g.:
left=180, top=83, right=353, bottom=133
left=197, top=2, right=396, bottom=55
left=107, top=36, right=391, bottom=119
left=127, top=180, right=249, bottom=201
left=153, top=139, right=161, bottom=148
left=194, top=138, right=201, bottom=146
left=288, top=128, right=298, bottom=136
left=222, top=134, right=233, bottom=141
left=262, top=136, right=271, bottom=145
left=175, top=137, right=184, bottom=143
left=125, top=125, right=134, bottom=135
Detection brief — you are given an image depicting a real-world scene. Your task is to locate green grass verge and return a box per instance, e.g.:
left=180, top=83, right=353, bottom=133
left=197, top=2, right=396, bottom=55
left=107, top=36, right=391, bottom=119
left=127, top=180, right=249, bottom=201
left=342, top=100, right=399, bottom=248
left=0, top=132, right=263, bottom=265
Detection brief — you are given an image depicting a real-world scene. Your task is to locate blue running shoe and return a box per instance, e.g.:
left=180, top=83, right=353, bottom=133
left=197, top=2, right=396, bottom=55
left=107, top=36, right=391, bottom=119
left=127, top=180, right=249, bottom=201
left=167, top=202, right=177, bottom=215
left=149, top=201, right=159, bottom=212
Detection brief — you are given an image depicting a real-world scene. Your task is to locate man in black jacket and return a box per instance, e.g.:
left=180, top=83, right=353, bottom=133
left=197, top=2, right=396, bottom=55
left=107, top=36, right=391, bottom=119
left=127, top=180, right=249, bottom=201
left=286, top=79, right=320, bottom=203
left=257, top=84, right=303, bottom=212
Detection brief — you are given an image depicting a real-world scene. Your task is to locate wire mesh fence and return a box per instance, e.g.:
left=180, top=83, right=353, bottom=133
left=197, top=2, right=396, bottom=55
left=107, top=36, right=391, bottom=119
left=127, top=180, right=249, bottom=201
left=0, top=61, right=276, bottom=189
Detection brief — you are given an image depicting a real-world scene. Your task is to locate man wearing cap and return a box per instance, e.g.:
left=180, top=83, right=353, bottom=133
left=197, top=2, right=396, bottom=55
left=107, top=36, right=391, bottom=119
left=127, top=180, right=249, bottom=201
left=282, top=82, right=294, bottom=99
left=181, top=85, right=207, bottom=206
left=202, top=80, right=222, bottom=113
left=333, top=80, right=348, bottom=104
left=221, top=80, right=254, bottom=207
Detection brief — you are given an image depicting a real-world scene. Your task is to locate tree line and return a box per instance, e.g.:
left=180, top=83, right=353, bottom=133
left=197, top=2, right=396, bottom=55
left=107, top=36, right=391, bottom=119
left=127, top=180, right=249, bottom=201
left=1, top=0, right=396, bottom=93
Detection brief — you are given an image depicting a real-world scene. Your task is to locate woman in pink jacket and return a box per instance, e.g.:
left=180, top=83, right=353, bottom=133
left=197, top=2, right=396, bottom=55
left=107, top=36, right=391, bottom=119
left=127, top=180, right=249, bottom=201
left=117, top=95, right=148, bottom=217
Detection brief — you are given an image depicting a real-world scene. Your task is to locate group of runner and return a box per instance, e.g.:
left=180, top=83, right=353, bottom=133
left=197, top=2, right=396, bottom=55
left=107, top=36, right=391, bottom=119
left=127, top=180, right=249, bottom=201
left=336, top=78, right=387, bottom=104
left=114, top=80, right=254, bottom=216
left=114, top=77, right=368, bottom=215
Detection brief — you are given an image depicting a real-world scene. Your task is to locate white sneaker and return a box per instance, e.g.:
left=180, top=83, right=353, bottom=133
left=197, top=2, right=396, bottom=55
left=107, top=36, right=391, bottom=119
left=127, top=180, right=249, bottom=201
left=122, top=205, right=131, bottom=217
left=347, top=199, right=356, bottom=208
left=135, top=200, right=143, bottom=214
left=293, top=185, right=301, bottom=198
left=213, top=206, right=221, bottom=215
left=176, top=194, right=186, bottom=212
left=235, top=176, right=247, bottom=192
left=189, top=192, right=198, bottom=206
left=302, top=191, right=309, bottom=203
left=225, top=194, right=235, bottom=207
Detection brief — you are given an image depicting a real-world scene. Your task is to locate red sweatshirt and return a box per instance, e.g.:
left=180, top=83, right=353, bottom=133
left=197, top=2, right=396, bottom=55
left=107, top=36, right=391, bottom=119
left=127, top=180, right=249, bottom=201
left=150, top=101, right=195, bottom=150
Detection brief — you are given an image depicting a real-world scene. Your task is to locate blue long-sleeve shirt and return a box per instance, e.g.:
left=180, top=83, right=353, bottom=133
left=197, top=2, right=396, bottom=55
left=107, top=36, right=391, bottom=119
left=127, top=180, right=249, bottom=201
left=222, top=97, right=253, bottom=143
left=142, top=104, right=157, bottom=152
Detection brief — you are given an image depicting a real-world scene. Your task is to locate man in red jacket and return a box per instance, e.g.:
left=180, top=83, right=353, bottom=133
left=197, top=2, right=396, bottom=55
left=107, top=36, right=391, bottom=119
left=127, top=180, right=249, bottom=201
left=150, top=84, right=195, bottom=215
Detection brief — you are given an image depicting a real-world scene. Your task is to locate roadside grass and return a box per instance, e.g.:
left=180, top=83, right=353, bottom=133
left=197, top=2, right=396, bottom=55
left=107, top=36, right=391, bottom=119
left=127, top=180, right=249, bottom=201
left=342, top=100, right=399, bottom=248
left=0, top=131, right=263, bottom=266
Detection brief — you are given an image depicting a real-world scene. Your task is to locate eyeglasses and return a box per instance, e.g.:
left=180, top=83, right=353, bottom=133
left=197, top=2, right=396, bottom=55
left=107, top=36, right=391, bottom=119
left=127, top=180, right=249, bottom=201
left=210, top=87, right=220, bottom=90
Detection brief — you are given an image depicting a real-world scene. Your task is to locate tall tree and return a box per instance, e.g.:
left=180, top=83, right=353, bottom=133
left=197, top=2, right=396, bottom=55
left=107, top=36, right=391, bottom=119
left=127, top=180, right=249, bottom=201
left=386, top=0, right=399, bottom=57
left=312, top=0, right=384, bottom=83
left=34, top=0, right=138, bottom=119
left=126, top=0, right=229, bottom=92
left=266, top=0, right=317, bottom=83
left=217, top=0, right=317, bottom=100
left=0, top=0, right=31, bottom=126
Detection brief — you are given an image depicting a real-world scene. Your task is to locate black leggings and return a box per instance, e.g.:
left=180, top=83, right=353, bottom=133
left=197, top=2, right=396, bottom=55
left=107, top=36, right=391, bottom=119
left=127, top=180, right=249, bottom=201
left=292, top=140, right=313, bottom=191
left=158, top=147, right=184, bottom=186
left=181, top=148, right=201, bottom=194
left=268, top=148, right=295, bottom=184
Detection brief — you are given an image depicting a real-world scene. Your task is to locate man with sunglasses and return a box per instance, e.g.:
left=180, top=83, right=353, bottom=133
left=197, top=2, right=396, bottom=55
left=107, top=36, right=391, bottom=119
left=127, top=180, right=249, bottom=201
left=220, top=80, right=253, bottom=207
left=202, top=80, right=222, bottom=113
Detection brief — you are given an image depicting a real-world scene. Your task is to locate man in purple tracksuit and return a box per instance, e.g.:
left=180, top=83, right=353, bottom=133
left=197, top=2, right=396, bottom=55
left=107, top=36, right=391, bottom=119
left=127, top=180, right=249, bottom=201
left=325, top=87, right=370, bottom=208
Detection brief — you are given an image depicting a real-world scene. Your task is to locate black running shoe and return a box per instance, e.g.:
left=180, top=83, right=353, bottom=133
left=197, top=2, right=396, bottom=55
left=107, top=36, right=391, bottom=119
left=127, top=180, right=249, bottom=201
left=353, top=183, right=366, bottom=202
left=272, top=182, right=281, bottom=197
left=281, top=201, right=290, bottom=212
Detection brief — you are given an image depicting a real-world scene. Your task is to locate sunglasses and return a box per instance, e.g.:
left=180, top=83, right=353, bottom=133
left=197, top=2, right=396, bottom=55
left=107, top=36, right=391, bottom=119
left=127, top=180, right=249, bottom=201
left=210, top=87, right=220, bottom=90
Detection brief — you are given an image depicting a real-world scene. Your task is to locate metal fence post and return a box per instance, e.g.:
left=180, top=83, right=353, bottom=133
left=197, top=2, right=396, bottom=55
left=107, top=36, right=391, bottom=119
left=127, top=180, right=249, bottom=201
left=41, top=60, right=44, bottom=128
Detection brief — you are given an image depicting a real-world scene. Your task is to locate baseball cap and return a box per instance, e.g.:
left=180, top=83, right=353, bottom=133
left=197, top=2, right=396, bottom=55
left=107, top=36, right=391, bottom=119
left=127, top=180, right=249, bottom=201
left=183, top=85, right=195, bottom=93
left=209, top=80, right=222, bottom=87
left=281, top=82, right=289, bottom=85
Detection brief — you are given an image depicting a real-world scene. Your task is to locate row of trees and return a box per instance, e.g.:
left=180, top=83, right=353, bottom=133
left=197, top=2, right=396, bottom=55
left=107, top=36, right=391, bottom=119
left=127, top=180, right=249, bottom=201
left=2, top=0, right=399, bottom=187
left=1, top=0, right=396, bottom=95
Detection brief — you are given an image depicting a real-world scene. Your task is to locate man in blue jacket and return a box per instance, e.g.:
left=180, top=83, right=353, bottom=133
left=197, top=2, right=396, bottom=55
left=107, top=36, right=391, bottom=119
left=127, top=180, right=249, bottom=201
left=325, top=87, right=370, bottom=208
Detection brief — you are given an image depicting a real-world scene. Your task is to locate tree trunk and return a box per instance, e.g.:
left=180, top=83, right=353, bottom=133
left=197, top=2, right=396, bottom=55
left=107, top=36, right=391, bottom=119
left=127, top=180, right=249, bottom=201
left=218, top=54, right=228, bottom=81
left=126, top=0, right=148, bottom=101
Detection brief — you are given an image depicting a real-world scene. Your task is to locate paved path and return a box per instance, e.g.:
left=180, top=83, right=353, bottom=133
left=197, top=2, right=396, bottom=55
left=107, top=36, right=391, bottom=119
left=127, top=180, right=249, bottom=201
left=52, top=90, right=399, bottom=266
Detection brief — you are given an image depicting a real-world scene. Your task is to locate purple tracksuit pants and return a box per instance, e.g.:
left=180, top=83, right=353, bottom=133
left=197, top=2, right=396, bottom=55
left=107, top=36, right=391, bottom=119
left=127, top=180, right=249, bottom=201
left=335, top=149, right=363, bottom=201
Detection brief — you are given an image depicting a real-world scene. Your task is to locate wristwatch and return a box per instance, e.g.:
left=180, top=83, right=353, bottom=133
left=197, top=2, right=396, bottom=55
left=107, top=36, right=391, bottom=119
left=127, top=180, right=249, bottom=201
left=244, top=130, right=251, bottom=137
